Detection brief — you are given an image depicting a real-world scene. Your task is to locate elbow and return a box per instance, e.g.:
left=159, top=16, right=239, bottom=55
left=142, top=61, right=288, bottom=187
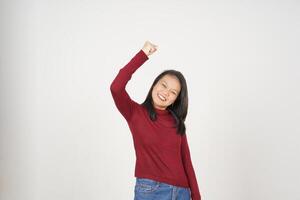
left=110, top=80, right=122, bottom=94
left=110, top=81, right=117, bottom=94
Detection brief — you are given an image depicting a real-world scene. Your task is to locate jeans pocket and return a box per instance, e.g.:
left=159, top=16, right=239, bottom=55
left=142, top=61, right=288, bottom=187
left=135, top=178, right=160, bottom=193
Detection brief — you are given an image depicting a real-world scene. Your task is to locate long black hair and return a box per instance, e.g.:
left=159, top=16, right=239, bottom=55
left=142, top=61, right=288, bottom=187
left=141, top=69, right=188, bottom=136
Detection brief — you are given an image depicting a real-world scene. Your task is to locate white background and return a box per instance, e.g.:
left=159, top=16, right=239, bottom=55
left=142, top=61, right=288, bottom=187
left=1, top=0, right=299, bottom=200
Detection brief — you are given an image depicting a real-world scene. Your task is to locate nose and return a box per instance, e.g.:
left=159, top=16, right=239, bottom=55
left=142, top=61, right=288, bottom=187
left=162, top=90, right=169, bottom=97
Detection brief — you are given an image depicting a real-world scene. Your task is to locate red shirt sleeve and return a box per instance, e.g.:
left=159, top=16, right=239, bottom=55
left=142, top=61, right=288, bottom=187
left=181, top=133, right=202, bottom=200
left=110, top=49, right=149, bottom=121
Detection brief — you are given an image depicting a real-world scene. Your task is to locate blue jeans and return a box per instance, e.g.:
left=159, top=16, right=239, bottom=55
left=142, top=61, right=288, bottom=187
left=134, top=177, right=191, bottom=200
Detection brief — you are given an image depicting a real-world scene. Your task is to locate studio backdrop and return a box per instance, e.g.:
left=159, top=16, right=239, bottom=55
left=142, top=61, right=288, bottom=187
left=1, top=1, right=299, bottom=200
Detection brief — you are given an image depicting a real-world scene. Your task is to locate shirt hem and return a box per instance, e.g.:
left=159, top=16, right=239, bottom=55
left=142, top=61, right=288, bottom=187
left=134, top=173, right=190, bottom=189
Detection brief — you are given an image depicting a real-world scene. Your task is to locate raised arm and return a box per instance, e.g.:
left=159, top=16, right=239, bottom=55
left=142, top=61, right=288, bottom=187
left=110, top=41, right=158, bottom=121
left=181, top=133, right=201, bottom=200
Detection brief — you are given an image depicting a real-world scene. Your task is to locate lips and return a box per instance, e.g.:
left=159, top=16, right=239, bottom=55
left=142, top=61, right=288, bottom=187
left=158, top=94, right=166, bottom=101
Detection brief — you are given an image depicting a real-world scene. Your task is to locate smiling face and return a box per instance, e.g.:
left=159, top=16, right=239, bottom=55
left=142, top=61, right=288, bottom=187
left=151, top=74, right=181, bottom=110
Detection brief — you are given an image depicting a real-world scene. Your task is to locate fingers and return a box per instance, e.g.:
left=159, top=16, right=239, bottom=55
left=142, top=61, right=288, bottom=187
left=143, top=41, right=158, bottom=56
left=150, top=44, right=158, bottom=53
left=149, top=46, right=157, bottom=55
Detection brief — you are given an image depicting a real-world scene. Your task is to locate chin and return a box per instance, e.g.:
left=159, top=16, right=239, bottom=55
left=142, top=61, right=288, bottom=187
left=153, top=99, right=163, bottom=107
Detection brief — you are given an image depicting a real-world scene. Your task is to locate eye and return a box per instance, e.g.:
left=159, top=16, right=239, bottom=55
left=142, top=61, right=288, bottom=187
left=172, top=91, right=177, bottom=95
left=162, top=83, right=166, bottom=88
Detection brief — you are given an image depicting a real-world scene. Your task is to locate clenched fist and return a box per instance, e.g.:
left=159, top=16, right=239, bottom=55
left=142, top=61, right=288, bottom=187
left=141, top=41, right=158, bottom=57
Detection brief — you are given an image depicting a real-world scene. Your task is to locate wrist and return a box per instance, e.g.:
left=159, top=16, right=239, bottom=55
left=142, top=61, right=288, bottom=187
left=141, top=48, right=149, bottom=57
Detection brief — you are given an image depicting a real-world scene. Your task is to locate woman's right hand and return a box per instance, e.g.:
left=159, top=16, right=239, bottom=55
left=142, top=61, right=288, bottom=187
left=142, top=41, right=158, bottom=57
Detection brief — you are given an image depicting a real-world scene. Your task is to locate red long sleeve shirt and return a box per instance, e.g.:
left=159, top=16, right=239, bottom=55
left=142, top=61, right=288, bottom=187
left=110, top=49, right=201, bottom=200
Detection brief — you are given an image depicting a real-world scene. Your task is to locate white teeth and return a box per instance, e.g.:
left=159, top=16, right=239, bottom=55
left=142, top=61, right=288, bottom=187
left=158, top=94, right=166, bottom=101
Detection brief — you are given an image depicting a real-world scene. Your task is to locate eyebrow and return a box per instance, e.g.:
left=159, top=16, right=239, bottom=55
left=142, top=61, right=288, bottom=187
left=161, top=80, right=179, bottom=93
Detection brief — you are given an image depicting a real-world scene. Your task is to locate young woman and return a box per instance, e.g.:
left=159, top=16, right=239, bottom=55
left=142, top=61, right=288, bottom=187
left=110, top=41, right=201, bottom=200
